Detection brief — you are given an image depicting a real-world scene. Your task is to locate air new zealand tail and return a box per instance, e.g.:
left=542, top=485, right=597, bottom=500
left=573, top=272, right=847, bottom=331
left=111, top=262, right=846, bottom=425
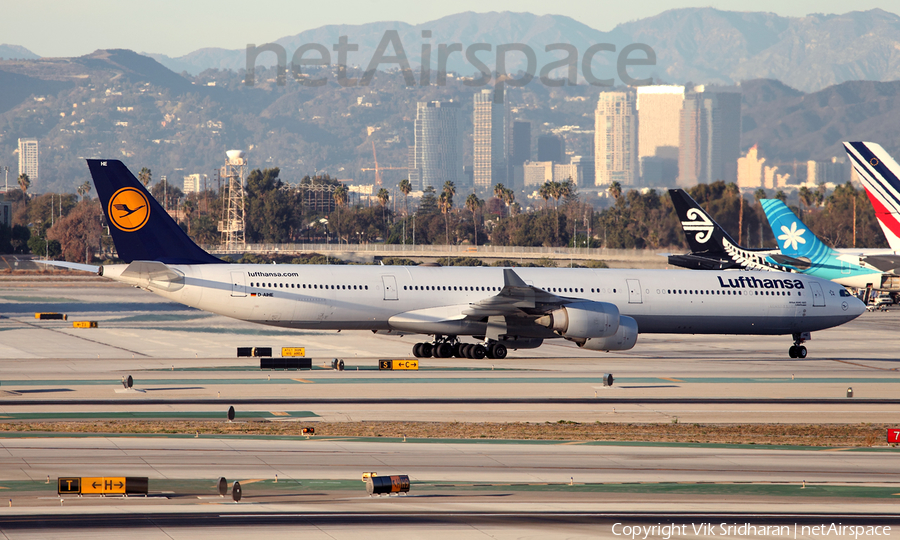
left=88, top=159, right=222, bottom=264
left=668, top=189, right=779, bottom=271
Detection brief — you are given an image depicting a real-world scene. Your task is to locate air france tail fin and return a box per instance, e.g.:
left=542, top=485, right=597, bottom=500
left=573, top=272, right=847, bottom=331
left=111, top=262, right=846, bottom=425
left=87, top=159, right=222, bottom=264
left=760, top=199, right=833, bottom=261
left=843, top=141, right=900, bottom=250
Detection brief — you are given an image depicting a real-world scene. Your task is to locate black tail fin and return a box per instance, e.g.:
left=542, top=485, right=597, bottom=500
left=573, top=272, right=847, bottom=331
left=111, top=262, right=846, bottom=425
left=669, top=189, right=742, bottom=254
left=88, top=159, right=222, bottom=264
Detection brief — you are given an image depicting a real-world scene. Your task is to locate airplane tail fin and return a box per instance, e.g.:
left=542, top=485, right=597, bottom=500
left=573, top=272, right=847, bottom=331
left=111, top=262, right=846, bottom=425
left=760, top=199, right=833, bottom=261
left=669, top=189, right=742, bottom=253
left=87, top=159, right=222, bottom=264
left=843, top=141, right=900, bottom=251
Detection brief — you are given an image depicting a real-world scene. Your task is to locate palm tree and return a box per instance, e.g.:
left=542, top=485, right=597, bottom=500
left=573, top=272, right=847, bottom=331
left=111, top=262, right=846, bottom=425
left=438, top=191, right=452, bottom=250
left=398, top=178, right=411, bottom=216
left=442, top=180, right=456, bottom=203
left=182, top=199, right=196, bottom=235
left=138, top=167, right=152, bottom=187
left=538, top=182, right=552, bottom=211
left=376, top=187, right=390, bottom=240
left=78, top=180, right=92, bottom=201
left=502, top=187, right=516, bottom=215
left=607, top=181, right=622, bottom=202
left=465, top=193, right=483, bottom=247
left=493, top=183, right=506, bottom=216
left=333, top=185, right=348, bottom=244
left=398, top=178, right=412, bottom=245
left=17, top=173, right=30, bottom=210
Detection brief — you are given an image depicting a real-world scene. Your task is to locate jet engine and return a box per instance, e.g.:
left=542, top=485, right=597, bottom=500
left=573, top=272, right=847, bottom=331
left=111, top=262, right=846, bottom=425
left=535, top=301, right=619, bottom=339
left=577, top=316, right=638, bottom=351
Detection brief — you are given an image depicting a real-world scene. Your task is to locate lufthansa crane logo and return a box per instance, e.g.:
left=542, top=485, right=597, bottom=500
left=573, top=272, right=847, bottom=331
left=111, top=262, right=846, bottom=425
left=108, top=187, right=150, bottom=232
left=681, top=208, right=714, bottom=243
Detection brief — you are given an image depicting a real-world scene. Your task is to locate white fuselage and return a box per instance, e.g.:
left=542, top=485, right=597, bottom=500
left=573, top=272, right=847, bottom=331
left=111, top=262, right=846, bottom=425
left=101, top=264, right=865, bottom=339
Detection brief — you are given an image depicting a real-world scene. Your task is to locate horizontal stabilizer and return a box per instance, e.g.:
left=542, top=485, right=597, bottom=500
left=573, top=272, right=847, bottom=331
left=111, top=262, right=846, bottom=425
left=34, top=260, right=101, bottom=274
left=860, top=254, right=900, bottom=272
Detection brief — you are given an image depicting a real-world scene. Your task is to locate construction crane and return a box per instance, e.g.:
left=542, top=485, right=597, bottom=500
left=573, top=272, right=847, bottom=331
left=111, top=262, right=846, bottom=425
left=361, top=140, right=404, bottom=187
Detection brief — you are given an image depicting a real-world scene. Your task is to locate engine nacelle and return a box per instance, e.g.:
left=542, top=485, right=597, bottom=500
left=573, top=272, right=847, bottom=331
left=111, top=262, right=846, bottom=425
left=535, top=301, right=619, bottom=339
left=578, top=316, right=638, bottom=351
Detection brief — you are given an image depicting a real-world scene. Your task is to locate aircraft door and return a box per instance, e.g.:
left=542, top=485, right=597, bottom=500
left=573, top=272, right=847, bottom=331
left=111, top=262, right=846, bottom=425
left=382, top=275, right=398, bottom=300
left=230, top=271, right=246, bottom=297
left=810, top=282, right=825, bottom=307
left=626, top=279, right=642, bottom=304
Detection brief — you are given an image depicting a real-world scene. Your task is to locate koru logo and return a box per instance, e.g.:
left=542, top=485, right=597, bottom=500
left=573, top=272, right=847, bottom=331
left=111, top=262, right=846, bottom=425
left=681, top=208, right=714, bottom=243
left=108, top=187, right=150, bottom=232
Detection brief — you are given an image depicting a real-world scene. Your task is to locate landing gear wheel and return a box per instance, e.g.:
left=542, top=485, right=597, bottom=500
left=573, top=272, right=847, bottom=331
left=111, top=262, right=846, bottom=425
left=451, top=343, right=461, bottom=358
left=472, top=345, right=486, bottom=359
left=797, top=346, right=807, bottom=358
left=413, top=343, right=423, bottom=358
left=435, top=343, right=452, bottom=358
left=420, top=343, right=433, bottom=358
left=789, top=346, right=797, bottom=358
left=489, top=343, right=507, bottom=359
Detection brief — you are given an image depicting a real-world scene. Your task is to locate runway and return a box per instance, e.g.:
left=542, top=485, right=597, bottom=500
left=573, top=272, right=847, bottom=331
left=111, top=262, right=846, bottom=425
left=1, top=275, right=899, bottom=535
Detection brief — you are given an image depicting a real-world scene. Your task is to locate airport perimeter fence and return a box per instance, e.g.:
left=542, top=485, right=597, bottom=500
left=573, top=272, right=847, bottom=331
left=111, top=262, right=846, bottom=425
left=202, top=243, right=669, bottom=267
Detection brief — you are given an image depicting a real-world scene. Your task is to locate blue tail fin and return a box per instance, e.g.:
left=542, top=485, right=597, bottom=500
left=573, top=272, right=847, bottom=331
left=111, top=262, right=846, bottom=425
left=87, top=159, right=222, bottom=264
left=760, top=199, right=833, bottom=262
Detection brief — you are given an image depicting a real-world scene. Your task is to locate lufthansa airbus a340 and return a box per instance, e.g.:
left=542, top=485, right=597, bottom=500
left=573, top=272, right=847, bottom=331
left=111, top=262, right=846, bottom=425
left=41, top=159, right=866, bottom=360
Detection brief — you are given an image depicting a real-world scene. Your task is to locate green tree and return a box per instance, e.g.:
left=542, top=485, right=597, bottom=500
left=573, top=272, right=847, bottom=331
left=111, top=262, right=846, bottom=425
left=47, top=200, right=103, bottom=263
left=419, top=185, right=438, bottom=214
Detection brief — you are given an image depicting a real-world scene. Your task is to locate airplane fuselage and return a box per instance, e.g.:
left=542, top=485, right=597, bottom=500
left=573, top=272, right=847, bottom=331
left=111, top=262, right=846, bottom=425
left=102, top=263, right=863, bottom=338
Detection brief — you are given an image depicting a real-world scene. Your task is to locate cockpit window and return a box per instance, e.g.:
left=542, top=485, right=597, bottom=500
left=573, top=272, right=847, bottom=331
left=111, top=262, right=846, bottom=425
left=839, top=289, right=852, bottom=297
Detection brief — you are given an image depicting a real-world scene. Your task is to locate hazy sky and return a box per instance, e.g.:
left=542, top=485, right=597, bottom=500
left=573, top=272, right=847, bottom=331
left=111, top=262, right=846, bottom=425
left=4, top=0, right=897, bottom=58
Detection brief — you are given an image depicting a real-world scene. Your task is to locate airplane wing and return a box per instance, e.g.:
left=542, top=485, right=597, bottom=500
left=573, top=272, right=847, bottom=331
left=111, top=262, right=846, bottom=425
left=860, top=254, right=900, bottom=272
left=387, top=268, right=572, bottom=339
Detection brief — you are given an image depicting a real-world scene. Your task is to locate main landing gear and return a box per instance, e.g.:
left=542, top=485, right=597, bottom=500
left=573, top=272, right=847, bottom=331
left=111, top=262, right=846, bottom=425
left=412, top=336, right=508, bottom=359
left=788, top=332, right=809, bottom=359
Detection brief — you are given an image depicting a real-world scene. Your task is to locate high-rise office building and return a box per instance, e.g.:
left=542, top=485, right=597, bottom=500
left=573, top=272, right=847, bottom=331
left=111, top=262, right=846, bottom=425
left=18, top=138, right=38, bottom=183
left=473, top=89, right=507, bottom=190
left=594, top=92, right=637, bottom=187
left=409, top=101, right=463, bottom=191
left=509, top=121, right=531, bottom=190
left=637, top=85, right=683, bottom=185
left=537, top=134, right=565, bottom=163
left=678, top=85, right=741, bottom=186
left=510, top=121, right=531, bottom=167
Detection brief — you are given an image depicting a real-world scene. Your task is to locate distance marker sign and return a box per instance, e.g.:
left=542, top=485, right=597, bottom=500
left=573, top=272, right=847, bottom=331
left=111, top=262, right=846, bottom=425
left=58, top=477, right=148, bottom=495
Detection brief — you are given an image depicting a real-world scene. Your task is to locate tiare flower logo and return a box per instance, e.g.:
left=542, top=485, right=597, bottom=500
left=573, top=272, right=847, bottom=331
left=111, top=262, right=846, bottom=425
left=778, top=222, right=806, bottom=251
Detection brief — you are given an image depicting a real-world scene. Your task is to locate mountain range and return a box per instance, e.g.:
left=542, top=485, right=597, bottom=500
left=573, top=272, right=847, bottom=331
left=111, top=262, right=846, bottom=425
left=136, top=8, right=900, bottom=92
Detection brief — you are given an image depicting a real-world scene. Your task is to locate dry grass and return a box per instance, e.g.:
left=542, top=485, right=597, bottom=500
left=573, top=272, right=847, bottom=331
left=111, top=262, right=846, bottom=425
left=1, top=421, right=892, bottom=447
